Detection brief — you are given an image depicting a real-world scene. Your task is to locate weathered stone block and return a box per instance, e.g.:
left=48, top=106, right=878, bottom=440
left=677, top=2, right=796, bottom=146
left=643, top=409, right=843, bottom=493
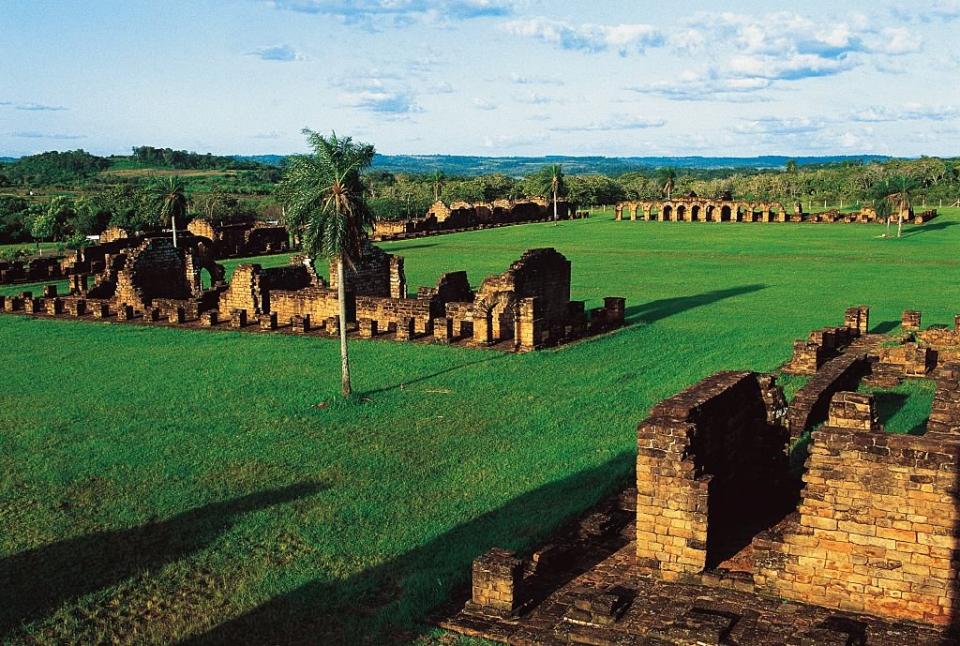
left=200, top=310, right=219, bottom=327
left=433, top=317, right=454, bottom=343
left=902, top=310, right=922, bottom=330
left=92, top=301, right=110, bottom=319
left=45, top=298, right=63, bottom=315
left=396, top=316, right=415, bottom=340
left=291, top=314, right=310, bottom=333
left=169, top=306, right=186, bottom=324
left=43, top=284, right=58, bottom=298
left=117, top=303, right=135, bottom=321
left=358, top=317, right=378, bottom=338
left=230, top=309, right=247, bottom=328
left=469, top=548, right=524, bottom=616
left=259, top=312, right=278, bottom=330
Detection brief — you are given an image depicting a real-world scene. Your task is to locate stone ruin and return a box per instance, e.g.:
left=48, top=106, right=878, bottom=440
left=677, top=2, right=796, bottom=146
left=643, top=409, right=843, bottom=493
left=373, top=198, right=584, bottom=241
left=1, top=243, right=626, bottom=353
left=0, top=221, right=288, bottom=287
left=442, top=306, right=960, bottom=644
left=615, top=197, right=938, bottom=226
left=186, top=218, right=289, bottom=258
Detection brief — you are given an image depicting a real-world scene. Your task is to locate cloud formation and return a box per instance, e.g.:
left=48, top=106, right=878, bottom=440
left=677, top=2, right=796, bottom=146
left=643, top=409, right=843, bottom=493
left=549, top=115, right=666, bottom=132
left=11, top=131, right=84, bottom=139
left=502, top=18, right=663, bottom=54
left=270, top=0, right=510, bottom=27
left=247, top=44, right=306, bottom=61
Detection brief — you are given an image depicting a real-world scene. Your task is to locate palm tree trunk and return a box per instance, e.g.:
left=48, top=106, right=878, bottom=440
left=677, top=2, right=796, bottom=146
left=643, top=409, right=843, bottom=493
left=897, top=213, right=903, bottom=238
left=337, top=255, right=352, bottom=397
left=171, top=214, right=178, bottom=248
left=552, top=188, right=558, bottom=225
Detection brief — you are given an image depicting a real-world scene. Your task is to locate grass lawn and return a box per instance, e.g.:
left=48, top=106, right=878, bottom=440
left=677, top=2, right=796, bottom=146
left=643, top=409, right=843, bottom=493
left=2, top=210, right=960, bottom=644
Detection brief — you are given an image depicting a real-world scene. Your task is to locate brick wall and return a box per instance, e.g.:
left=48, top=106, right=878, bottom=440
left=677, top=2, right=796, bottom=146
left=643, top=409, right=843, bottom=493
left=113, top=239, right=192, bottom=311
left=786, top=352, right=869, bottom=443
left=754, top=391, right=960, bottom=625
left=328, top=244, right=404, bottom=298
left=218, top=264, right=268, bottom=315
left=636, top=372, right=790, bottom=580
left=270, top=287, right=342, bottom=324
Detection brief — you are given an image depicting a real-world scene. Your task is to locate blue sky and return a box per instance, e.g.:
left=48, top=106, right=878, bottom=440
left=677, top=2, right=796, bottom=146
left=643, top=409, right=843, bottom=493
left=2, top=0, right=959, bottom=157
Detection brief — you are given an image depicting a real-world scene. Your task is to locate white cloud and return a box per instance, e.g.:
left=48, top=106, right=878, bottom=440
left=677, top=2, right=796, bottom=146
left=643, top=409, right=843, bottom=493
left=482, top=133, right=543, bottom=149
left=270, top=0, right=511, bottom=28
left=502, top=18, right=663, bottom=55
left=11, top=131, right=85, bottom=139
left=734, top=116, right=826, bottom=135
left=247, top=44, right=306, bottom=61
left=549, top=115, right=666, bottom=132
left=472, top=97, right=497, bottom=110
left=850, top=103, right=960, bottom=122
left=508, top=72, right=564, bottom=86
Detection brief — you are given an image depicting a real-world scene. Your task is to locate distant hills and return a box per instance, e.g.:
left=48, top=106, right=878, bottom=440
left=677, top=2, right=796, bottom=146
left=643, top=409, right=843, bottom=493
left=238, top=154, right=891, bottom=176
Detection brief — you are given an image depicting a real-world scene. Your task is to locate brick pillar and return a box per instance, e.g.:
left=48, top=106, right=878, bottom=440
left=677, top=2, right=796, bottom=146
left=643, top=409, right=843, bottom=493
left=24, top=298, right=44, bottom=314
left=604, top=297, right=626, bottom=328
left=291, top=314, right=310, bottom=333
left=148, top=307, right=161, bottom=322
left=901, top=310, right=921, bottom=330
left=45, top=298, right=63, bottom=315
left=169, top=306, right=186, bottom=324
left=396, top=316, right=414, bottom=340
left=358, top=318, right=377, bottom=338
left=117, top=303, right=135, bottom=321
left=231, top=309, right=247, bottom=328
left=43, top=284, right=58, bottom=298
left=433, top=317, right=453, bottom=343
left=259, top=312, right=278, bottom=330
left=843, top=307, right=861, bottom=335
left=954, top=314, right=960, bottom=334
left=390, top=256, right=407, bottom=299
left=201, top=311, right=219, bottom=327
left=468, top=548, right=524, bottom=617
left=92, top=302, right=110, bottom=319
left=827, top=392, right=879, bottom=431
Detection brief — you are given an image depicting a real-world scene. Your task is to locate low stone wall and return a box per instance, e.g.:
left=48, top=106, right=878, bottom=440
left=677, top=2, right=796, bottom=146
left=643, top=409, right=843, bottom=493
left=786, top=352, right=869, bottom=442
left=754, top=391, right=960, bottom=625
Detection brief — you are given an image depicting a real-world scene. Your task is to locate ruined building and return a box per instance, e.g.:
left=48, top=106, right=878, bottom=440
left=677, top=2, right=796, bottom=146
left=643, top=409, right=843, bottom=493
left=373, top=198, right=581, bottom=241
left=443, top=306, right=960, bottom=644
left=186, top=219, right=289, bottom=257
left=2, top=242, right=625, bottom=353
left=615, top=197, right=937, bottom=225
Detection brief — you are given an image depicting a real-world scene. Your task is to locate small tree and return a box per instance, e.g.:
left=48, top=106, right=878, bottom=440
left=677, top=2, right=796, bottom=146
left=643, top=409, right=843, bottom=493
left=147, top=176, right=188, bottom=247
left=280, top=130, right=376, bottom=397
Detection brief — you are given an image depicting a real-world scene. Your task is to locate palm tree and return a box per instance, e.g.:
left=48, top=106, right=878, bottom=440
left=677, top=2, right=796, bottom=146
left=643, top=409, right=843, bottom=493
left=657, top=167, right=677, bottom=200
left=148, top=176, right=187, bottom=247
left=536, top=164, right=566, bottom=224
left=431, top=170, right=445, bottom=203
left=873, top=191, right=893, bottom=238
left=280, top=129, right=376, bottom=397
left=887, top=175, right=917, bottom=239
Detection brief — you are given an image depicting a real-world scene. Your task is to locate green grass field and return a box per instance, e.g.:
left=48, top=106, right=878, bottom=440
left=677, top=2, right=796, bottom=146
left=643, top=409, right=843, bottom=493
left=2, top=211, right=959, bottom=644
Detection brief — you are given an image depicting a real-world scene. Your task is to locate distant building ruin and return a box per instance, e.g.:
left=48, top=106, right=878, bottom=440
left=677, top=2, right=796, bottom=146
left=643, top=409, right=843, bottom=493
left=373, top=198, right=582, bottom=241
left=615, top=197, right=937, bottom=225
left=2, top=243, right=625, bottom=352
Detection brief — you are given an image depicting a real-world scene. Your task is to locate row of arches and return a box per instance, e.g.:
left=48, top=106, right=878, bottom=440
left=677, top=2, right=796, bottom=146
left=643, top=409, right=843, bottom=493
left=615, top=199, right=795, bottom=223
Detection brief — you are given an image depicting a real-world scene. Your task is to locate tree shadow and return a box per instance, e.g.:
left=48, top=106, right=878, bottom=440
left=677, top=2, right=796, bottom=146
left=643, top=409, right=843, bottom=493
left=0, top=482, right=328, bottom=636
left=871, top=320, right=899, bottom=334
left=900, top=221, right=958, bottom=238
left=360, top=353, right=509, bottom=396
left=624, top=285, right=766, bottom=325
left=182, top=453, right=634, bottom=645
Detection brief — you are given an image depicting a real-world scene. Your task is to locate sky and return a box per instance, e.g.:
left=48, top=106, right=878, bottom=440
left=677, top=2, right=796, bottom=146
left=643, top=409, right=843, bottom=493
left=1, top=0, right=959, bottom=158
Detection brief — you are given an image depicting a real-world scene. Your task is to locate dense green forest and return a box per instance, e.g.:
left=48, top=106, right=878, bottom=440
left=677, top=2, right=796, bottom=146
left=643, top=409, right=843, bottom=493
left=1, top=148, right=959, bottom=251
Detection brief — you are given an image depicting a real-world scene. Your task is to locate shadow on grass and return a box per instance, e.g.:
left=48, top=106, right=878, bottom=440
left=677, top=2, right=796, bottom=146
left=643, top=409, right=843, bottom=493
left=900, top=221, right=959, bottom=238
left=625, top=284, right=766, bottom=325
left=0, top=482, right=327, bottom=636
left=874, top=391, right=910, bottom=427
left=361, top=353, right=509, bottom=396
left=381, top=243, right=439, bottom=252
left=183, top=452, right=634, bottom=645
left=871, top=321, right=899, bottom=334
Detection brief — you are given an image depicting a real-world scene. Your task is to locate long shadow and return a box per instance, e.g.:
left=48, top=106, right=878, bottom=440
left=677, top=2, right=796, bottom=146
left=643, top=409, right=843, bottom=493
left=183, top=453, right=634, bottom=645
left=0, top=482, right=327, bottom=636
left=361, top=353, right=509, bottom=396
left=871, top=320, right=899, bottom=334
left=380, top=243, right=439, bottom=252
left=900, top=221, right=958, bottom=238
left=625, top=284, right=766, bottom=325
left=873, top=392, right=910, bottom=427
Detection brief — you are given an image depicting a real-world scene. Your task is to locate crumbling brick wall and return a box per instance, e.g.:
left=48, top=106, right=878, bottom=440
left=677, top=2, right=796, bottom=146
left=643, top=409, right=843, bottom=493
left=329, top=244, right=405, bottom=298
left=355, top=270, right=473, bottom=335
left=636, top=372, right=789, bottom=579
left=218, top=264, right=269, bottom=315
left=270, top=286, right=342, bottom=323
left=753, top=391, right=960, bottom=625
left=927, top=362, right=960, bottom=437
left=473, top=248, right=571, bottom=346
left=113, top=239, right=193, bottom=311
left=786, top=352, right=869, bottom=443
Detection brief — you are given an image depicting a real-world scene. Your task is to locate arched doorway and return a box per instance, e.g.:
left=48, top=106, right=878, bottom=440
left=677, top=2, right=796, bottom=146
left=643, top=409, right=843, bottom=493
left=662, top=205, right=673, bottom=221
left=691, top=204, right=701, bottom=221
left=720, top=205, right=732, bottom=222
